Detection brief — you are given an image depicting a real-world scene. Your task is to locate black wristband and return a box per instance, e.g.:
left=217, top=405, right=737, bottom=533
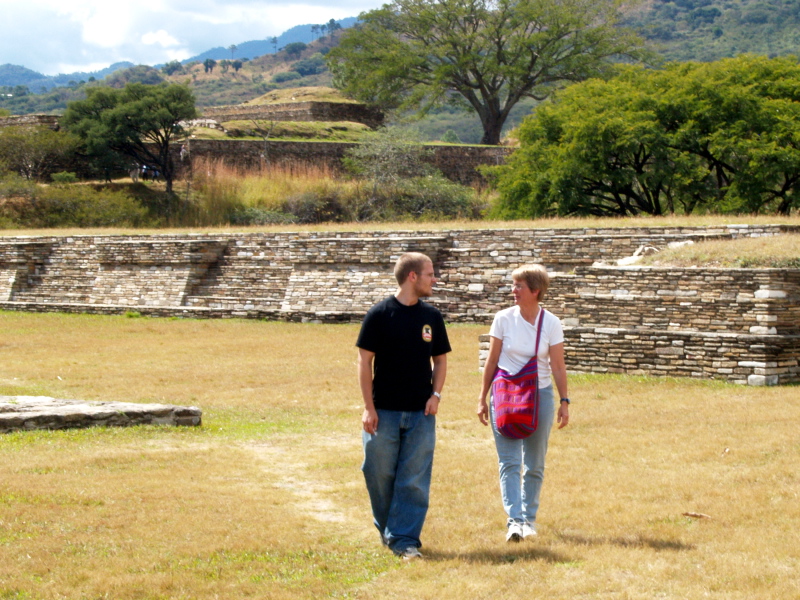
left=560, top=398, right=570, bottom=404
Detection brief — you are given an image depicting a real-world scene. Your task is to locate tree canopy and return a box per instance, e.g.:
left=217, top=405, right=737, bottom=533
left=327, top=0, right=645, bottom=144
left=62, top=83, right=197, bottom=196
left=0, top=125, right=78, bottom=181
left=492, top=55, right=800, bottom=217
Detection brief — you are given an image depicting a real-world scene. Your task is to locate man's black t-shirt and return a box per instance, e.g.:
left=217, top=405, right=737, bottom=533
left=356, top=296, right=451, bottom=412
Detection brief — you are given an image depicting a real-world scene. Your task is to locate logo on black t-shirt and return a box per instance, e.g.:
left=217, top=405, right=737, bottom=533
left=422, top=324, right=433, bottom=342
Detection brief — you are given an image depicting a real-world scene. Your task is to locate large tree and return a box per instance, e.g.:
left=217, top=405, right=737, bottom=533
left=492, top=55, right=800, bottom=217
left=0, top=125, right=79, bottom=181
left=63, top=82, right=197, bottom=195
left=327, top=0, right=645, bottom=144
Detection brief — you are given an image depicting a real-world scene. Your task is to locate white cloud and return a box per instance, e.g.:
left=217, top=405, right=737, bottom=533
left=141, top=30, right=182, bottom=48
left=0, top=0, right=381, bottom=75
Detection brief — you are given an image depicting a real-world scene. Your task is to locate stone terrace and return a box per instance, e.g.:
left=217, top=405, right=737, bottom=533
left=1, top=225, right=798, bottom=385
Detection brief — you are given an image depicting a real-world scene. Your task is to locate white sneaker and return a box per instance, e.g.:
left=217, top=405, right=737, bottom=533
left=522, top=522, right=537, bottom=539
left=400, top=547, right=423, bottom=560
left=506, top=521, right=523, bottom=543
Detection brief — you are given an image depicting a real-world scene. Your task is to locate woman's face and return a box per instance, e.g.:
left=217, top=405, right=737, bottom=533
left=512, top=279, right=539, bottom=305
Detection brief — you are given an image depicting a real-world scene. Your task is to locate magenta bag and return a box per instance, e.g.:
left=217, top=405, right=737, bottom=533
left=492, top=309, right=545, bottom=439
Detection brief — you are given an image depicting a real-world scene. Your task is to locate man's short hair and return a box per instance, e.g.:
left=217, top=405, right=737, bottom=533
left=394, top=252, right=432, bottom=285
left=512, top=263, right=550, bottom=301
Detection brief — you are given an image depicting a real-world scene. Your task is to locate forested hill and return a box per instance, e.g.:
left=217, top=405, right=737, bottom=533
left=626, top=0, right=800, bottom=62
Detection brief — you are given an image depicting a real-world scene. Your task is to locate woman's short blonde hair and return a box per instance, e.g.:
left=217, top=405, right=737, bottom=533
left=512, top=263, right=550, bottom=301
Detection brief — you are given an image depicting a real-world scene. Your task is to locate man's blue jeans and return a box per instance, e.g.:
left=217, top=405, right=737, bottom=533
left=362, top=409, right=435, bottom=554
left=490, top=384, right=555, bottom=526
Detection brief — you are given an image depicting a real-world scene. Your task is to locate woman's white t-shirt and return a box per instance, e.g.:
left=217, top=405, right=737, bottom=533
left=489, top=306, right=564, bottom=388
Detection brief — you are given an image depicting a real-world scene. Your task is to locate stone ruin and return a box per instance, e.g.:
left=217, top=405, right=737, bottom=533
left=1, top=224, right=798, bottom=386
left=0, top=396, right=201, bottom=434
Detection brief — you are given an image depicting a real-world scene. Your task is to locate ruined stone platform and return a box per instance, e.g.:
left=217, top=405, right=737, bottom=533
left=0, top=396, right=202, bottom=433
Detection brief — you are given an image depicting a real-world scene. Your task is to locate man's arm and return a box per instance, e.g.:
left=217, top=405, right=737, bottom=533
left=425, top=353, right=447, bottom=416
left=358, top=348, right=379, bottom=434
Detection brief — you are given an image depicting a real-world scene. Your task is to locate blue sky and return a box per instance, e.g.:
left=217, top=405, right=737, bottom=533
left=1, top=0, right=383, bottom=75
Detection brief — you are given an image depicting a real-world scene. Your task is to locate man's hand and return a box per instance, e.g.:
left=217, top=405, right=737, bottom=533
left=362, top=407, right=379, bottom=435
left=424, top=395, right=440, bottom=416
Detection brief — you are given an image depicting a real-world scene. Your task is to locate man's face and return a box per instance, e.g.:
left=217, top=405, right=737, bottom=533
left=413, top=261, right=437, bottom=297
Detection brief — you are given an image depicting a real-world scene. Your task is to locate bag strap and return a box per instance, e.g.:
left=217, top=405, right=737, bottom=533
left=523, top=308, right=546, bottom=369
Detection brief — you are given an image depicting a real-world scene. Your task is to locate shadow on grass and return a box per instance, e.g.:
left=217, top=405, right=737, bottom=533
left=425, top=546, right=574, bottom=565
left=556, top=532, right=695, bottom=552
left=423, top=530, right=693, bottom=565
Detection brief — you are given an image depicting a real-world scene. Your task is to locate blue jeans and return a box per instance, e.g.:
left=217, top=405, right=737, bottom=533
left=490, top=385, right=555, bottom=525
left=362, top=409, right=435, bottom=554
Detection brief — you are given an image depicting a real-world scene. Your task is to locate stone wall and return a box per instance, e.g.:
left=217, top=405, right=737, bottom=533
left=201, top=101, right=384, bottom=129
left=1, top=225, right=797, bottom=385
left=0, top=115, right=60, bottom=130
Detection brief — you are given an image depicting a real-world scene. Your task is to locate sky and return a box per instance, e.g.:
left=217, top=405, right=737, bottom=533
left=1, top=0, right=383, bottom=76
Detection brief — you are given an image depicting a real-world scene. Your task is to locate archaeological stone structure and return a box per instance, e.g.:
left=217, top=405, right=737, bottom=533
left=0, top=396, right=202, bottom=433
left=202, top=101, right=385, bottom=129
left=1, top=224, right=798, bottom=386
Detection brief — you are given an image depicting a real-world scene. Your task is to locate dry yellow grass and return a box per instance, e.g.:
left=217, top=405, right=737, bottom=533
left=241, top=86, right=359, bottom=106
left=641, top=233, right=800, bottom=268
left=0, top=310, right=798, bottom=599
left=2, top=214, right=799, bottom=238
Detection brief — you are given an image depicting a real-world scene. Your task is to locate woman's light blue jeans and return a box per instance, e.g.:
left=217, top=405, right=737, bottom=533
left=362, top=409, right=435, bottom=554
left=490, top=384, right=555, bottom=526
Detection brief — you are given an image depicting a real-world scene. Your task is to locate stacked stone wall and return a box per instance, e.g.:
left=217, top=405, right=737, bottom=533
left=1, top=225, right=797, bottom=384
left=0, top=115, right=60, bottom=130
left=202, top=102, right=384, bottom=128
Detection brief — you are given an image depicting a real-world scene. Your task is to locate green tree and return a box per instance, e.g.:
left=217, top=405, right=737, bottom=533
left=161, top=60, right=184, bottom=76
left=284, top=42, right=307, bottom=58
left=493, top=56, right=800, bottom=217
left=327, top=0, right=645, bottom=145
left=62, top=83, right=197, bottom=197
left=203, top=58, right=217, bottom=73
left=0, top=126, right=79, bottom=182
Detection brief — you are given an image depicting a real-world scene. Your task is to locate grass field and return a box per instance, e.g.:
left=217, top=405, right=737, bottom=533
left=0, top=311, right=798, bottom=599
left=2, top=213, right=799, bottom=238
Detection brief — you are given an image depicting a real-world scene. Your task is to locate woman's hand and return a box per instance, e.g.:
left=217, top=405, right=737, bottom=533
left=557, top=401, right=570, bottom=429
left=477, top=398, right=489, bottom=426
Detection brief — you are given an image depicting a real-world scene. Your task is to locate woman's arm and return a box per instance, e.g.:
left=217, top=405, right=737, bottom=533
left=549, top=342, right=570, bottom=429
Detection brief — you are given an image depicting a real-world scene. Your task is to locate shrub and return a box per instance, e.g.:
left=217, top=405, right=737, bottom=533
left=2, top=184, right=150, bottom=227
left=228, top=207, right=297, bottom=225
left=50, top=171, right=78, bottom=184
left=272, top=71, right=302, bottom=83
left=293, top=55, right=327, bottom=76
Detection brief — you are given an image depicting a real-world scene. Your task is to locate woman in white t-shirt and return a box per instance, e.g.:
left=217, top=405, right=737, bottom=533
left=477, top=264, right=571, bottom=543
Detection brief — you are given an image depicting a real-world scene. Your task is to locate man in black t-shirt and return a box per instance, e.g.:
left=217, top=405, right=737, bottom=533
left=356, top=252, right=451, bottom=560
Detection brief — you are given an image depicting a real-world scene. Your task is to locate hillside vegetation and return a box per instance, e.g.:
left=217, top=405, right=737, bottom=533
left=3, top=1, right=800, bottom=144
left=625, top=0, right=800, bottom=61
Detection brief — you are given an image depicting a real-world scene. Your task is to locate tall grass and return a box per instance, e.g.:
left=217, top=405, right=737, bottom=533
left=183, top=157, right=487, bottom=226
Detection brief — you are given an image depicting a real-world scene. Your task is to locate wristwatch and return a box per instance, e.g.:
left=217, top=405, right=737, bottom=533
left=432, top=391, right=441, bottom=399
left=560, top=398, right=570, bottom=404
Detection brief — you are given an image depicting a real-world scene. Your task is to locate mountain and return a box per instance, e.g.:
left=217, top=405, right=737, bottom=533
left=0, top=61, right=135, bottom=94
left=184, top=18, right=358, bottom=63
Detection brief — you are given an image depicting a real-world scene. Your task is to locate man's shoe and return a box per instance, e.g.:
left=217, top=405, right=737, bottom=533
left=522, top=522, right=537, bottom=539
left=400, top=547, right=423, bottom=560
left=506, top=521, right=523, bottom=543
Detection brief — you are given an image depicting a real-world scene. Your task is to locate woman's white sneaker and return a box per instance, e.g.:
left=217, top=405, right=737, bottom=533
left=522, top=522, right=537, bottom=539
left=506, top=522, right=523, bottom=543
